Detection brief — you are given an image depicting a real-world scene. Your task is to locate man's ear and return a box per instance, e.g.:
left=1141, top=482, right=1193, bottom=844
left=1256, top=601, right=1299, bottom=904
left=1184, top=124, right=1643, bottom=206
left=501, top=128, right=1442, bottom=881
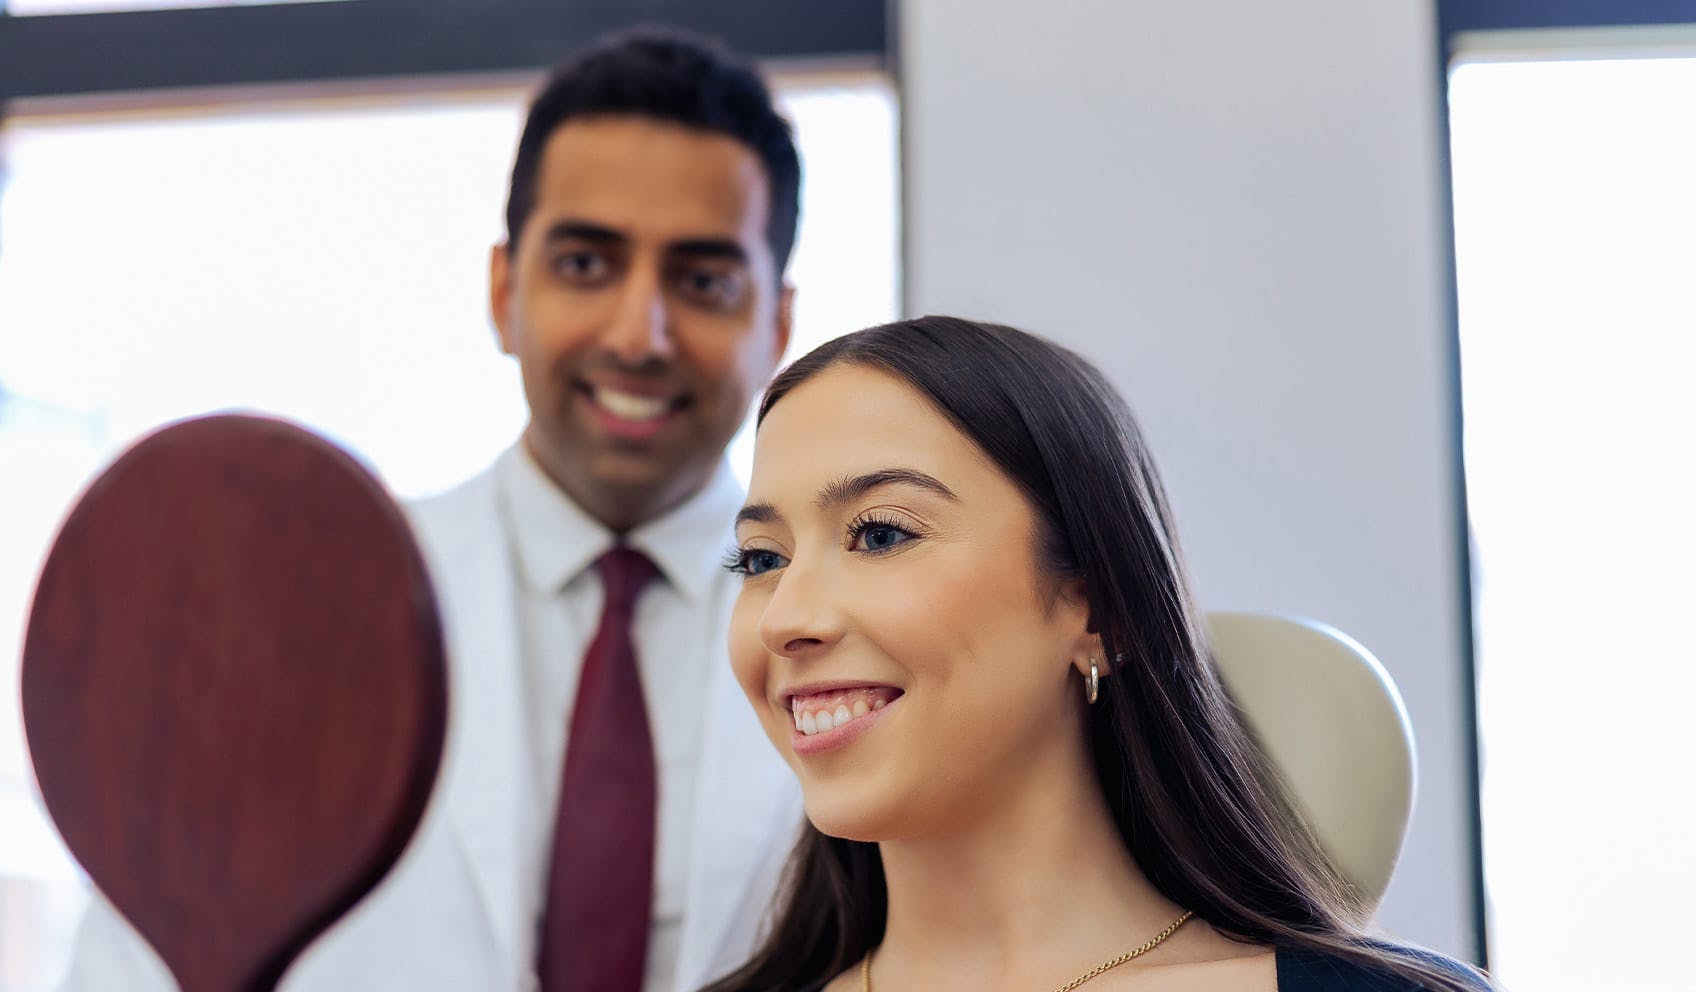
left=774, top=283, right=796, bottom=361
left=489, top=242, right=515, bottom=355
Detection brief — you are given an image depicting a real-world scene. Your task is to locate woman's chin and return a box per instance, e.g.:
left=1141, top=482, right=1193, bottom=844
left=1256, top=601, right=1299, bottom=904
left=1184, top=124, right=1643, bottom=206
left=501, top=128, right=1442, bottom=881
left=802, top=796, right=900, bottom=843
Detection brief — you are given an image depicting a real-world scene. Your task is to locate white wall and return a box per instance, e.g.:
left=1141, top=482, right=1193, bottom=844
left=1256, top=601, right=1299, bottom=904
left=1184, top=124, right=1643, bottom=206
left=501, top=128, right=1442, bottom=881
left=900, top=0, right=1476, bottom=959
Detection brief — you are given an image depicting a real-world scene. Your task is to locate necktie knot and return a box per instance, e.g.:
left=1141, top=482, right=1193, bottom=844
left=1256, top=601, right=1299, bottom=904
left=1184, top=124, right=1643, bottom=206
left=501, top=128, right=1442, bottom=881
left=597, top=546, right=658, bottom=617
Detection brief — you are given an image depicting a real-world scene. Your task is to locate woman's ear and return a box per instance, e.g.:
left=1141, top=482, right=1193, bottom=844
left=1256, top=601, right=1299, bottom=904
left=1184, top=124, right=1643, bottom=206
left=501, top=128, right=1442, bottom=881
left=1069, top=636, right=1107, bottom=680
left=1056, top=577, right=1103, bottom=678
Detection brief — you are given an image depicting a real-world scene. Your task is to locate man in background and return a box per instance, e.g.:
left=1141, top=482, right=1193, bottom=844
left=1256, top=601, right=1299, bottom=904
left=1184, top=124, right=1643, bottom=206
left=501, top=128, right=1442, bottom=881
left=57, top=28, right=802, bottom=992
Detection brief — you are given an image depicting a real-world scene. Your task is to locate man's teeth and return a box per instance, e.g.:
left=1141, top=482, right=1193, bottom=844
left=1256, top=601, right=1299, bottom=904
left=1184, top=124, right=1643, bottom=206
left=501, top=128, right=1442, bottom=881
left=792, top=694, right=890, bottom=735
left=594, top=387, right=671, bottom=422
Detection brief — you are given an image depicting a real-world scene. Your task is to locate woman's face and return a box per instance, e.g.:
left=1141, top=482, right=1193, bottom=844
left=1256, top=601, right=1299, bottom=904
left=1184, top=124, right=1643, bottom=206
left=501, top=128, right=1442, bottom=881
left=729, top=364, right=1095, bottom=840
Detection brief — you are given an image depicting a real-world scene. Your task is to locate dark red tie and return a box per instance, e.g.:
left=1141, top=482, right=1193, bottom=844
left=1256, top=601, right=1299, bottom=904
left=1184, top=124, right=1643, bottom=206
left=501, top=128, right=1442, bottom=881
left=538, top=546, right=660, bottom=992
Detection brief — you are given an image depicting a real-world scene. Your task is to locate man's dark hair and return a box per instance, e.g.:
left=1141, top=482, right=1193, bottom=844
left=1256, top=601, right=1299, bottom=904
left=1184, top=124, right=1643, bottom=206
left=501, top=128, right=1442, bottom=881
left=503, top=27, right=802, bottom=277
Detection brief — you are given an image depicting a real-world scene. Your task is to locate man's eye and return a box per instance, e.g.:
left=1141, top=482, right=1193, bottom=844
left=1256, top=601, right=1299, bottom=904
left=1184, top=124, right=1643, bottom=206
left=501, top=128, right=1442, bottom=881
left=678, top=268, right=746, bottom=308
left=554, top=251, right=609, bottom=282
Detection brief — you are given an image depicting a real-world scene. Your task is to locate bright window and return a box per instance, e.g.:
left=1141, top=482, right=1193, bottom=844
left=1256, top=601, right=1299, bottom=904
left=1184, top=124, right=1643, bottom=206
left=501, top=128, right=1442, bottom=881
left=1450, top=53, right=1696, bottom=992
left=0, top=73, right=898, bottom=991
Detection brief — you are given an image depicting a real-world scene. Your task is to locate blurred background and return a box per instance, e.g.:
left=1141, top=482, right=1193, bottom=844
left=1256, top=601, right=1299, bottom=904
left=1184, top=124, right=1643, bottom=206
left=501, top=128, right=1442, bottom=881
left=2, top=2, right=1691, bottom=990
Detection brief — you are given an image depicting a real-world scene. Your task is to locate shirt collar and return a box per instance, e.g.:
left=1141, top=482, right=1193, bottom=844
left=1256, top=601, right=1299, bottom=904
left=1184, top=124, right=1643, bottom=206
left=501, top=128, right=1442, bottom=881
left=497, top=442, right=744, bottom=602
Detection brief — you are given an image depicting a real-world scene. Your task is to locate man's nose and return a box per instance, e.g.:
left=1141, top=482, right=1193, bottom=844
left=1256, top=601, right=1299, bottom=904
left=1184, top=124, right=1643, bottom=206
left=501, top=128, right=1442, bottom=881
left=602, top=267, right=674, bottom=363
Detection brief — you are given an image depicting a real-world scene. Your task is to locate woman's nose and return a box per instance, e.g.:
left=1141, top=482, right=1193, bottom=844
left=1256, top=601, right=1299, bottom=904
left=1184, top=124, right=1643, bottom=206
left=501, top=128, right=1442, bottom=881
left=756, top=557, right=845, bottom=660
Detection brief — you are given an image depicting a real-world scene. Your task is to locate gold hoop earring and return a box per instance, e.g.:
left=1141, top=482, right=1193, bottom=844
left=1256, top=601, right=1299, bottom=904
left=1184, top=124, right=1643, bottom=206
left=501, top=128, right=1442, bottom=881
left=1086, top=660, right=1101, bottom=705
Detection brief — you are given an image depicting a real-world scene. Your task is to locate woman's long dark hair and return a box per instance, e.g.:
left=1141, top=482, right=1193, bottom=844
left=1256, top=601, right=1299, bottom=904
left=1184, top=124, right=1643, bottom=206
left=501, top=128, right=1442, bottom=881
left=704, top=317, right=1489, bottom=992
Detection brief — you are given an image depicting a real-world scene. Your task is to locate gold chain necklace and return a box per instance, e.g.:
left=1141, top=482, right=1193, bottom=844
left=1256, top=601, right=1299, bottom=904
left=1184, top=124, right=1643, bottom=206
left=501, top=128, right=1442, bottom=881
left=859, top=909, right=1194, bottom=992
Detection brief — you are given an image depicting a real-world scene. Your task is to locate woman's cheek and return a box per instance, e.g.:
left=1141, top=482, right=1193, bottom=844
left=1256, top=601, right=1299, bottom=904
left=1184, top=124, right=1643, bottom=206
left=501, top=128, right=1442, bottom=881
left=727, top=594, right=769, bottom=713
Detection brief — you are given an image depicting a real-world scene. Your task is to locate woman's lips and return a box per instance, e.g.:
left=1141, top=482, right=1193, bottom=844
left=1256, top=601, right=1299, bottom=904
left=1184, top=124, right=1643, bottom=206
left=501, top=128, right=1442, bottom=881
left=787, top=686, right=903, bottom=756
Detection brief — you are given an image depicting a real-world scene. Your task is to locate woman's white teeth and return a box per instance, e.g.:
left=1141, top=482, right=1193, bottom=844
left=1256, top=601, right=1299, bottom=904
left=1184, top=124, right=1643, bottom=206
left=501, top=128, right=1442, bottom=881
left=793, top=693, right=892, bottom=735
left=594, top=387, right=669, bottom=421
left=802, top=709, right=841, bottom=734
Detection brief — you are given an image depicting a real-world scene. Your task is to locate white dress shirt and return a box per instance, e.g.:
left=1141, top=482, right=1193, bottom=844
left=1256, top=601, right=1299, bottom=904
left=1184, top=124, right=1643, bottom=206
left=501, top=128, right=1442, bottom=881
left=496, top=443, right=745, bottom=992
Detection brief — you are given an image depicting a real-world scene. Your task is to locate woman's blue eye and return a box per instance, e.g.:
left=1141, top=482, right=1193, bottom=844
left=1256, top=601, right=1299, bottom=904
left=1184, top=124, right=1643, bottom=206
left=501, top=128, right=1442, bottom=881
left=851, top=520, right=916, bottom=554
left=747, top=550, right=784, bottom=574
left=722, top=546, right=786, bottom=576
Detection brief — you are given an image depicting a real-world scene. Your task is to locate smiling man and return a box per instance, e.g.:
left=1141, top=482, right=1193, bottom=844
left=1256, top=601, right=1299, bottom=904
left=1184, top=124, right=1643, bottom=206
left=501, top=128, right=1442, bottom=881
left=56, top=29, right=803, bottom=992
left=493, top=107, right=794, bottom=530
left=469, top=33, right=801, bottom=992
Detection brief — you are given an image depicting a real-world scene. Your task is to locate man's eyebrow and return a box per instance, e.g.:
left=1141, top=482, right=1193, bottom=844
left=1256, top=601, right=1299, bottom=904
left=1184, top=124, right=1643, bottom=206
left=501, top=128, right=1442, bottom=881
left=814, top=469, right=959, bottom=512
left=669, top=238, right=749, bottom=264
left=541, top=220, right=626, bottom=246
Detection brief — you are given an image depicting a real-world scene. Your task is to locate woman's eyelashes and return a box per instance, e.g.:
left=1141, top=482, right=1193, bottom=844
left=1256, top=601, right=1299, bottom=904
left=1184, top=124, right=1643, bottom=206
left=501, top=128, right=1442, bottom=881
left=845, top=513, right=923, bottom=555
left=725, top=511, right=929, bottom=579
left=723, top=546, right=789, bottom=577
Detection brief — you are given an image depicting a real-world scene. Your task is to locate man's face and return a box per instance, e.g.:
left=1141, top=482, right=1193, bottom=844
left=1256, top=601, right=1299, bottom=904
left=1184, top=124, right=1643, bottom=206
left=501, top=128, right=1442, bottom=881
left=491, top=116, right=792, bottom=530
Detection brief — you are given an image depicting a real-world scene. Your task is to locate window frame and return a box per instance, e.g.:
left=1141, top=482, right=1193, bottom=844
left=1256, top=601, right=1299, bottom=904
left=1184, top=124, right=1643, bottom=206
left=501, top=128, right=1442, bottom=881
left=0, top=0, right=886, bottom=103
left=1439, top=0, right=1696, bottom=39
left=1430, top=0, right=1696, bottom=972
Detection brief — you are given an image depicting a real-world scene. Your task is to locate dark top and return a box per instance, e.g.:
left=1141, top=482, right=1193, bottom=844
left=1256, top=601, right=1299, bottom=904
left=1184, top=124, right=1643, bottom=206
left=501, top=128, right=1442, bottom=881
left=785, top=942, right=1492, bottom=992
left=1277, top=943, right=1493, bottom=991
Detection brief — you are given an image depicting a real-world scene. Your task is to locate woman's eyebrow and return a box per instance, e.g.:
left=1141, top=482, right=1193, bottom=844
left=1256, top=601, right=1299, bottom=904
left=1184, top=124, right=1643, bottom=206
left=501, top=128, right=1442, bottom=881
left=735, top=502, right=780, bottom=528
left=734, top=469, right=959, bottom=531
left=813, top=469, right=959, bottom=512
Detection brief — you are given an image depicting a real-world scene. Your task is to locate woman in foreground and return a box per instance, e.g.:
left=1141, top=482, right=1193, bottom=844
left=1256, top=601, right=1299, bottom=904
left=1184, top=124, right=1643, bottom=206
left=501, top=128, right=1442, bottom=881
left=708, top=316, right=1494, bottom=992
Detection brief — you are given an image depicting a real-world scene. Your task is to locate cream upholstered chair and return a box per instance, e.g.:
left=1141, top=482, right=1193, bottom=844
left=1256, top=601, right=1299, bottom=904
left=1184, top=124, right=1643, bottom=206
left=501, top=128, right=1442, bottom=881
left=1204, top=612, right=1416, bottom=912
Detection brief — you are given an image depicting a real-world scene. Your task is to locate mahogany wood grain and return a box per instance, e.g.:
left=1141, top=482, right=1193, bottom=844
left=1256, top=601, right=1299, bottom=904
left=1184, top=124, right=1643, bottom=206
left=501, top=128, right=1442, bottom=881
left=21, top=415, right=447, bottom=992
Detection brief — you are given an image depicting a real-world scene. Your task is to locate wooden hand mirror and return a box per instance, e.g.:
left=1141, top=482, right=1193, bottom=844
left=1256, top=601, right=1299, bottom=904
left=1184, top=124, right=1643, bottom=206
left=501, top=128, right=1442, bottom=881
left=21, top=415, right=448, bottom=992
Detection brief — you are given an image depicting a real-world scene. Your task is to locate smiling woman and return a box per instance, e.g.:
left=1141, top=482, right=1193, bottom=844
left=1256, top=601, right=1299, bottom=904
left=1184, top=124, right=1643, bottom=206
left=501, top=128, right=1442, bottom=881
left=730, top=365, right=1097, bottom=848
left=709, top=317, right=1495, bottom=992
